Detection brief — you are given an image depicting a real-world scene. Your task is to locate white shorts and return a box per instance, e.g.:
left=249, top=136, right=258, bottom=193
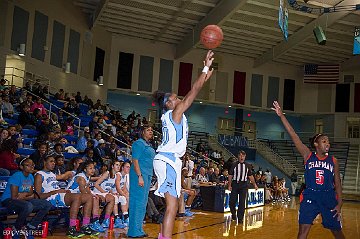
left=92, top=192, right=127, bottom=205
left=153, top=153, right=182, bottom=198
left=47, top=193, right=68, bottom=208
left=115, top=195, right=127, bottom=205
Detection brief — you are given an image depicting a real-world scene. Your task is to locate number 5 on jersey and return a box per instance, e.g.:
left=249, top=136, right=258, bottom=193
left=316, top=170, right=324, bottom=185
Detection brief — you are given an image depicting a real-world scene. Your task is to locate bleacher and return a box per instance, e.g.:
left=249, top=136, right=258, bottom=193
left=187, top=131, right=210, bottom=154
left=264, top=139, right=350, bottom=178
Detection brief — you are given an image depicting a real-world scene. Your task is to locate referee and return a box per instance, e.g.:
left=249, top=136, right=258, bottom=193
left=228, top=150, right=258, bottom=223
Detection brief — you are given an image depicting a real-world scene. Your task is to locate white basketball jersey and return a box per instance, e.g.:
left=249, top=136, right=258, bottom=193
left=66, top=172, right=90, bottom=193
left=92, top=171, right=116, bottom=193
left=157, top=110, right=188, bottom=158
left=36, top=171, right=60, bottom=193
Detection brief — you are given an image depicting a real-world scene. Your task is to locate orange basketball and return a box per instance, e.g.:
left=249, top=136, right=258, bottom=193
left=200, top=25, right=224, bottom=49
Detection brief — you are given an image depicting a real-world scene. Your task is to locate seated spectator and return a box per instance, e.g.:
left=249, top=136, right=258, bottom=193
left=196, top=142, right=205, bottom=154
left=30, top=97, right=47, bottom=115
left=18, top=90, right=27, bottom=104
left=0, top=128, right=9, bottom=145
left=97, top=118, right=107, bottom=130
left=37, top=116, right=52, bottom=136
left=254, top=172, right=262, bottom=185
left=82, top=148, right=95, bottom=162
left=75, top=91, right=82, bottom=103
left=1, top=157, right=53, bottom=236
left=30, top=142, right=48, bottom=171
left=94, top=139, right=111, bottom=166
left=209, top=167, right=221, bottom=184
left=82, top=96, right=92, bottom=108
left=49, top=113, right=61, bottom=131
left=219, top=169, right=229, bottom=184
left=66, top=98, right=80, bottom=115
left=18, top=104, right=36, bottom=128
left=55, top=89, right=65, bottom=100
left=0, top=98, right=8, bottom=126
left=2, top=95, right=14, bottom=118
left=24, top=81, right=32, bottom=92
left=0, top=78, right=7, bottom=90
left=8, top=125, right=23, bottom=148
left=8, top=85, right=19, bottom=104
left=76, top=130, right=89, bottom=153
left=0, top=139, right=20, bottom=174
left=89, top=116, right=99, bottom=132
left=195, top=167, right=211, bottom=185
left=53, top=143, right=64, bottom=156
left=33, top=108, right=43, bottom=127
left=62, top=118, right=75, bottom=136
left=180, top=168, right=196, bottom=217
left=54, top=154, right=66, bottom=175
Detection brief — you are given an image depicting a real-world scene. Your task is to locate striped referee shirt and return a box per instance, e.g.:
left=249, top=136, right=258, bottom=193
left=229, top=161, right=253, bottom=182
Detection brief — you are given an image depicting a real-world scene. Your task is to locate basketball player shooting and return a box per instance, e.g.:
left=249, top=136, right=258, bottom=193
left=152, top=50, right=215, bottom=239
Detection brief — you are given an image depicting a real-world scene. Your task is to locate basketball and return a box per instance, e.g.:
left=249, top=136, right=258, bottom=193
left=200, top=25, right=224, bottom=49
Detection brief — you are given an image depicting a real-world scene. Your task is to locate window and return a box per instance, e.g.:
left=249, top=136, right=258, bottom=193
left=315, top=119, right=323, bottom=134
left=347, top=118, right=360, bottom=138
left=217, top=117, right=235, bottom=135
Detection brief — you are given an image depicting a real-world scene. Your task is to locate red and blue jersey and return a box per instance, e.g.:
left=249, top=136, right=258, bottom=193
left=304, top=152, right=335, bottom=191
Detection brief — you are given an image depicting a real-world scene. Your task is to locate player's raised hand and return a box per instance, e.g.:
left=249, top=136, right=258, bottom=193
left=204, top=50, right=214, bottom=67
left=271, top=101, right=283, bottom=117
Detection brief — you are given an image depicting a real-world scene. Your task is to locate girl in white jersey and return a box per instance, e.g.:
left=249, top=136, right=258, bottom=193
left=93, top=160, right=126, bottom=229
left=152, top=50, right=215, bottom=239
left=66, top=161, right=115, bottom=233
left=115, top=162, right=130, bottom=225
left=34, top=155, right=95, bottom=238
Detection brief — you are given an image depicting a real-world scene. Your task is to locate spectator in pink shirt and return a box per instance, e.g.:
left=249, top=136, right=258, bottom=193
left=30, top=97, right=47, bottom=115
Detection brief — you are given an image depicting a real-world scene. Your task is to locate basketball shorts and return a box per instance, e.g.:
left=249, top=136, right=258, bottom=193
left=153, top=153, right=182, bottom=198
left=47, top=193, right=68, bottom=208
left=92, top=192, right=127, bottom=205
left=299, top=189, right=342, bottom=230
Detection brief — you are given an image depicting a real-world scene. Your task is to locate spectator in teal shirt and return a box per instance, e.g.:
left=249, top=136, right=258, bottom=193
left=128, top=125, right=156, bottom=238
left=1, top=158, right=52, bottom=236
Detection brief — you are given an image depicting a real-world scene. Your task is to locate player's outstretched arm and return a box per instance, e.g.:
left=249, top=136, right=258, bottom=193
left=173, top=50, right=214, bottom=121
left=272, top=101, right=311, bottom=160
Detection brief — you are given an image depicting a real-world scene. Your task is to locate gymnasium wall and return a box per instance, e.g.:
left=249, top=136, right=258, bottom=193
left=0, top=0, right=359, bottom=139
left=0, top=0, right=111, bottom=102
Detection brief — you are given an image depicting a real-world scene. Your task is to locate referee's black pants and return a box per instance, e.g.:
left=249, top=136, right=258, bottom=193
left=229, top=181, right=247, bottom=221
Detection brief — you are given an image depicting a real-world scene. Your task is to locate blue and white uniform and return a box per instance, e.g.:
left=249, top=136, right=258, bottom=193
left=66, top=172, right=90, bottom=193
left=92, top=172, right=126, bottom=205
left=154, top=110, right=188, bottom=198
left=36, top=170, right=68, bottom=207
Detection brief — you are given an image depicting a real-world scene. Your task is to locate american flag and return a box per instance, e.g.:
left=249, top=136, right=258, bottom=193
left=304, top=64, right=340, bottom=84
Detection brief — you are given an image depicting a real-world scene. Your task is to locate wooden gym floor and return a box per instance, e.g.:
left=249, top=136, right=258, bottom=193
left=48, top=197, right=360, bottom=239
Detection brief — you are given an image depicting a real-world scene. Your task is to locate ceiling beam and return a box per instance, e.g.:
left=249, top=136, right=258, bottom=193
left=235, top=9, right=306, bottom=27
left=340, top=55, right=360, bottom=71
left=107, top=3, right=198, bottom=24
left=91, top=0, right=110, bottom=28
left=128, top=0, right=206, bottom=17
left=175, top=0, right=248, bottom=59
left=102, top=9, right=191, bottom=29
left=253, top=0, right=359, bottom=68
left=222, top=26, right=283, bottom=41
left=247, top=0, right=318, bottom=18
